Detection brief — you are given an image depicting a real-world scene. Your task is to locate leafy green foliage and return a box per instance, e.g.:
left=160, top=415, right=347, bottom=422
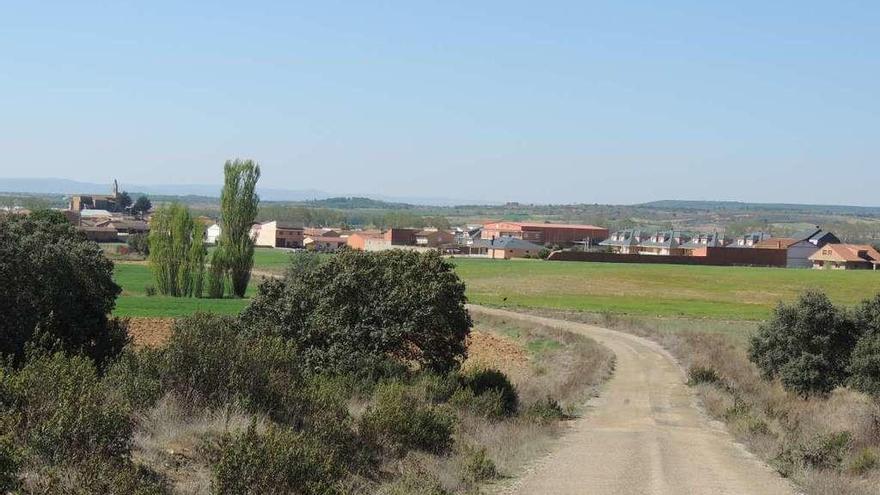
left=131, top=195, right=152, bottom=216
left=127, top=233, right=150, bottom=255
left=213, top=423, right=343, bottom=495
left=359, top=382, right=455, bottom=456
left=0, top=434, right=20, bottom=492
left=459, top=368, right=518, bottom=417
left=2, top=352, right=132, bottom=463
left=0, top=212, right=126, bottom=367
left=214, top=159, right=261, bottom=298
left=243, top=249, right=471, bottom=375
left=460, top=445, right=498, bottom=482
left=524, top=396, right=566, bottom=424
left=748, top=291, right=860, bottom=397
left=158, top=314, right=301, bottom=413
left=148, top=203, right=206, bottom=297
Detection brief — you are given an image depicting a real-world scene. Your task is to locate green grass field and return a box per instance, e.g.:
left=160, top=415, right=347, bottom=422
left=453, top=258, right=880, bottom=320
left=113, top=263, right=252, bottom=317
left=114, top=254, right=880, bottom=320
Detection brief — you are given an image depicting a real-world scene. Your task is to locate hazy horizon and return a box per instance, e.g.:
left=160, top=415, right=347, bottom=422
left=1, top=2, right=877, bottom=206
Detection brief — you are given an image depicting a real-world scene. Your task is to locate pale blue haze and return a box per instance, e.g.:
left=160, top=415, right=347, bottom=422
left=0, top=1, right=877, bottom=204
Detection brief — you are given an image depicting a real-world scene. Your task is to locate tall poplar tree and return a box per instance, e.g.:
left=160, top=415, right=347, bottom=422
left=211, top=159, right=261, bottom=298
left=149, top=203, right=206, bottom=297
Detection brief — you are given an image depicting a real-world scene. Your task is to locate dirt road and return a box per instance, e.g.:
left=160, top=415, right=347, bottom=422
left=470, top=306, right=797, bottom=495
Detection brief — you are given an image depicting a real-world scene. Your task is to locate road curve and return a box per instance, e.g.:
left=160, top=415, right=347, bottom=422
left=470, top=306, right=797, bottom=495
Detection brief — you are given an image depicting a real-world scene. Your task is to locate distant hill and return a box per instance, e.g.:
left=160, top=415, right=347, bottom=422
left=0, top=178, right=330, bottom=202
left=640, top=200, right=880, bottom=217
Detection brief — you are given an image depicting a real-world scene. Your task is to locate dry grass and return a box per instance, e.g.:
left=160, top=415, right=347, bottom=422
left=132, top=394, right=268, bottom=495
left=526, top=307, right=880, bottom=495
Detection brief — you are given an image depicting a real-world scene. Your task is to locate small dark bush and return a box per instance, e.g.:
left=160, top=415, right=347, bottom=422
left=4, top=352, right=131, bottom=463
left=213, top=423, right=343, bottom=495
left=524, top=396, right=566, bottom=424
left=360, top=382, right=455, bottom=456
left=799, top=431, right=852, bottom=469
left=687, top=365, right=721, bottom=386
left=449, top=387, right=507, bottom=419
left=127, top=233, right=150, bottom=256
left=460, top=368, right=518, bottom=417
left=144, top=285, right=157, bottom=297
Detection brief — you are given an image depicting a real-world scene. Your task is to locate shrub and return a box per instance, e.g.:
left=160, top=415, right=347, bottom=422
left=28, top=458, right=169, bottom=495
left=359, top=382, right=455, bottom=456
left=102, top=349, right=163, bottom=411
left=127, top=233, right=150, bottom=256
left=849, top=332, right=880, bottom=398
left=0, top=434, right=20, bottom=492
left=524, top=396, right=566, bottom=424
left=144, top=285, right=157, bottom=297
left=213, top=423, right=342, bottom=495
left=798, top=431, right=852, bottom=470
left=449, top=387, right=507, bottom=419
left=748, top=291, right=859, bottom=397
left=377, top=466, right=450, bottom=495
left=242, top=249, right=471, bottom=375
left=4, top=352, right=131, bottom=462
left=0, top=213, right=126, bottom=368
left=848, top=448, right=878, bottom=475
left=460, top=445, right=498, bottom=482
left=687, top=365, right=721, bottom=386
left=460, top=368, right=518, bottom=417
left=159, top=314, right=301, bottom=413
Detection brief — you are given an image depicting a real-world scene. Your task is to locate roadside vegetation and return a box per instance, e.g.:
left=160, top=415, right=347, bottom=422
left=0, top=216, right=613, bottom=494
left=529, top=294, right=880, bottom=495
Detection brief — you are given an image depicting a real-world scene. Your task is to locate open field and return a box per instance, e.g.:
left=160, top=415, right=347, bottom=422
left=453, top=258, right=880, bottom=320
left=113, top=263, right=251, bottom=317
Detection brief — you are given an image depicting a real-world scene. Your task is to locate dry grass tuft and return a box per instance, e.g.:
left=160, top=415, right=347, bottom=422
left=132, top=394, right=267, bottom=495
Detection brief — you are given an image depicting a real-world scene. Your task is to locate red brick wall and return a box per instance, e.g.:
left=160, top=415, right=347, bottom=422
left=548, top=247, right=786, bottom=267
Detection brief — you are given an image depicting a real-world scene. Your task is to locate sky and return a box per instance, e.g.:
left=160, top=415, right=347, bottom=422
left=0, top=1, right=878, bottom=205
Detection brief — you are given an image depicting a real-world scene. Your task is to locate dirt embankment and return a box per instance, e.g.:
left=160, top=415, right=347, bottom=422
left=125, top=319, right=531, bottom=378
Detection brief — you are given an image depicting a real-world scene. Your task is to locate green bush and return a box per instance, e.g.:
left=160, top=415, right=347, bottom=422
left=3, top=352, right=131, bottom=462
left=0, top=213, right=127, bottom=368
left=213, top=423, right=343, bottom=495
left=798, top=431, right=852, bottom=470
left=460, top=445, right=498, bottom=482
left=159, top=314, right=301, bottom=413
left=360, top=382, right=455, bottom=456
left=460, top=368, right=518, bottom=417
left=102, top=349, right=163, bottom=411
left=0, top=434, right=20, bottom=492
left=376, top=466, right=450, bottom=495
left=848, top=447, right=878, bottom=475
left=450, top=387, right=507, bottom=419
left=849, top=332, right=880, bottom=398
left=687, top=365, right=721, bottom=386
left=524, top=396, right=566, bottom=424
left=748, top=291, right=860, bottom=397
left=242, top=249, right=471, bottom=375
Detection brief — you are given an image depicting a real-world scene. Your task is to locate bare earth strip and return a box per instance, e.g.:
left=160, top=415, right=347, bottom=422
left=469, top=306, right=798, bottom=495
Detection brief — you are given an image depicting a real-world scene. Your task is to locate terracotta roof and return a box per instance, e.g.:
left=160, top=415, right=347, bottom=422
left=305, top=236, right=347, bottom=243
left=810, top=244, right=880, bottom=263
left=488, top=221, right=606, bottom=230
left=754, top=238, right=798, bottom=249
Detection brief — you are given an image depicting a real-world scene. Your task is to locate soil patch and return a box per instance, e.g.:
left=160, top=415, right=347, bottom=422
left=463, top=330, right=530, bottom=382
left=128, top=317, right=175, bottom=348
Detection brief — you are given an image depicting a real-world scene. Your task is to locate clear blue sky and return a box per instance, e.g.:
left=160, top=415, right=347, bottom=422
left=1, top=1, right=877, bottom=205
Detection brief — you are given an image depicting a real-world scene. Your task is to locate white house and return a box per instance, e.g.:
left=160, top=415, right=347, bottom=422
left=206, top=223, right=222, bottom=244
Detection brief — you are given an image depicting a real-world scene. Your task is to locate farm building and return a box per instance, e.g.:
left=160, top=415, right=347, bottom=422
left=809, top=244, right=880, bottom=270
left=729, top=232, right=772, bottom=248
left=304, top=235, right=347, bottom=252
left=480, top=222, right=608, bottom=247
left=346, top=231, right=383, bottom=250
left=206, top=223, right=222, bottom=244
left=415, top=229, right=454, bottom=247
left=252, top=221, right=304, bottom=248
left=77, top=226, right=119, bottom=242
left=757, top=227, right=840, bottom=268
left=485, top=237, right=544, bottom=259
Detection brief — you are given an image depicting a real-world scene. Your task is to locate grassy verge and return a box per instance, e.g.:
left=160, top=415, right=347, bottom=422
left=525, top=308, right=880, bottom=495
